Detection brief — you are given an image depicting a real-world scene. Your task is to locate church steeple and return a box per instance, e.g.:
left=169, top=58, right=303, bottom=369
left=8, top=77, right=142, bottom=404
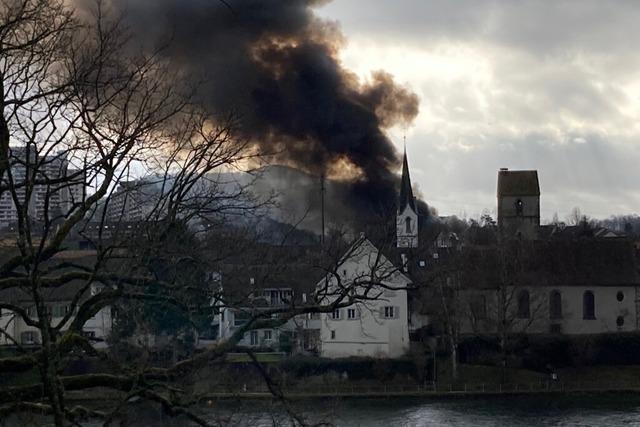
left=397, top=145, right=418, bottom=248
left=399, top=149, right=416, bottom=213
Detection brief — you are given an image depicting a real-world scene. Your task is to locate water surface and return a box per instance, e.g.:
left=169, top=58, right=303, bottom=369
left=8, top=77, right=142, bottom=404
left=209, top=394, right=640, bottom=426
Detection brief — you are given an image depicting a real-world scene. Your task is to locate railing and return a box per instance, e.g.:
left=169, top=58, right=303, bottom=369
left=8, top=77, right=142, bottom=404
left=204, top=380, right=640, bottom=397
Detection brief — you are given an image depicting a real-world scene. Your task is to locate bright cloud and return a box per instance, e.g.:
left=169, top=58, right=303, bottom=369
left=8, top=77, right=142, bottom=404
left=317, top=0, right=640, bottom=220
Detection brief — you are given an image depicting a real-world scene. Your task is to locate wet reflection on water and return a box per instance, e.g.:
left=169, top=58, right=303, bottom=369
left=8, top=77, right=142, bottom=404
left=7, top=394, right=640, bottom=426
left=204, top=395, right=640, bottom=427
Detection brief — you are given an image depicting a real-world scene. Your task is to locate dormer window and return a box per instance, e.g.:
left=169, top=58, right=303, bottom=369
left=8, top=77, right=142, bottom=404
left=515, top=199, right=524, bottom=215
left=405, top=217, right=412, bottom=233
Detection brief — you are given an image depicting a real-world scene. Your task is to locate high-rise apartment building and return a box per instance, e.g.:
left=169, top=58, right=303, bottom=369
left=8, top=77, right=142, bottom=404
left=0, top=147, right=85, bottom=227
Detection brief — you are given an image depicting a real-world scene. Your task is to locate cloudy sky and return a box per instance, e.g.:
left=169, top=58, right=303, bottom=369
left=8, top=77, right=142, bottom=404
left=316, top=0, right=640, bottom=221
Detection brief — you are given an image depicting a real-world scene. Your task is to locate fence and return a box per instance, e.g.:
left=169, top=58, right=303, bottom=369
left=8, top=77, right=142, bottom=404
left=203, top=380, right=640, bottom=398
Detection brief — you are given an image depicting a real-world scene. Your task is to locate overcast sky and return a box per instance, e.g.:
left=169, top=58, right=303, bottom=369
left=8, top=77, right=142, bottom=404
left=315, top=0, right=640, bottom=221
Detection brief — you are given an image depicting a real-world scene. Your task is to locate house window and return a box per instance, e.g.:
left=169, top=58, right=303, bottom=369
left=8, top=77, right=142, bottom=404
left=330, top=330, right=336, bottom=340
left=515, top=199, right=524, bottom=215
left=405, top=217, right=412, bottom=234
left=263, top=330, right=272, bottom=340
left=82, top=331, right=96, bottom=339
left=20, top=331, right=39, bottom=345
left=583, top=291, right=596, bottom=320
left=26, top=306, right=37, bottom=318
left=250, top=330, right=258, bottom=346
left=617, top=291, right=624, bottom=302
left=347, top=308, right=356, bottom=320
left=331, top=309, right=341, bottom=320
left=52, top=305, right=70, bottom=318
left=472, top=295, right=487, bottom=319
left=517, top=290, right=530, bottom=319
left=234, top=311, right=250, bottom=326
left=549, top=290, right=562, bottom=320
left=383, top=306, right=396, bottom=319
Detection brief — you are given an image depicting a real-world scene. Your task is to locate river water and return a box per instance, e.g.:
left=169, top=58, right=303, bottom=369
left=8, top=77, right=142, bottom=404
left=7, top=394, right=640, bottom=426
left=208, top=394, right=640, bottom=426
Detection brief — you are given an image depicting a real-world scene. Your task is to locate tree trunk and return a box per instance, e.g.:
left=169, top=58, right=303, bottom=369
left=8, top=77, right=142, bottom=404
left=40, top=325, right=66, bottom=427
left=449, top=336, right=458, bottom=381
left=500, top=332, right=507, bottom=384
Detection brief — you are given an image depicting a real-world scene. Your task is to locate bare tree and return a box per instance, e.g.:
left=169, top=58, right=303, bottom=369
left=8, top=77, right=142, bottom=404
left=414, top=250, right=465, bottom=381
left=0, top=1, right=271, bottom=424
left=0, top=2, right=423, bottom=425
left=463, top=239, right=545, bottom=382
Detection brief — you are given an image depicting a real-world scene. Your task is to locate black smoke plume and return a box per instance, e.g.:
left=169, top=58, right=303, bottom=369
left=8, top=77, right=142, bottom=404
left=87, top=0, right=420, bottom=224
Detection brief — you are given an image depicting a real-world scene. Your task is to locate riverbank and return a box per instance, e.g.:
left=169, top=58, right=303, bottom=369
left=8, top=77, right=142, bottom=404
left=194, top=382, right=640, bottom=401
left=15, top=361, right=640, bottom=404
left=64, top=379, right=640, bottom=403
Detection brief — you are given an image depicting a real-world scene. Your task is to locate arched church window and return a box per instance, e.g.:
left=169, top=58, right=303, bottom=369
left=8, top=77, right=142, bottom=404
left=583, top=291, right=596, bottom=319
left=515, top=199, right=524, bottom=215
left=549, top=290, right=562, bottom=319
left=517, top=290, right=530, bottom=319
left=405, top=217, right=412, bottom=234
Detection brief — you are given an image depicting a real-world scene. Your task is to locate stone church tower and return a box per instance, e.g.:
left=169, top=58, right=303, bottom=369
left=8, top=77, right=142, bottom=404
left=397, top=149, right=418, bottom=248
left=497, top=168, right=540, bottom=238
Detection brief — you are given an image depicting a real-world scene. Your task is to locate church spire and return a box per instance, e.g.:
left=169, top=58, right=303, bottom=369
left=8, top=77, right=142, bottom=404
left=398, top=147, right=416, bottom=213
left=396, top=144, right=418, bottom=248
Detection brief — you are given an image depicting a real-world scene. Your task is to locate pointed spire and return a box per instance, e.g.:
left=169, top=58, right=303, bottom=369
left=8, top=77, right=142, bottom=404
left=399, top=147, right=416, bottom=213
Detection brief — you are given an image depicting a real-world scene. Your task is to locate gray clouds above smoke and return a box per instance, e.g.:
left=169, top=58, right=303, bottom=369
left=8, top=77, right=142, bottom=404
left=85, top=0, right=419, bottom=216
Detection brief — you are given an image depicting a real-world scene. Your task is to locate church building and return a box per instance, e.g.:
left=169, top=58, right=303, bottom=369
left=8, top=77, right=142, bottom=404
left=396, top=150, right=419, bottom=248
left=497, top=168, right=541, bottom=238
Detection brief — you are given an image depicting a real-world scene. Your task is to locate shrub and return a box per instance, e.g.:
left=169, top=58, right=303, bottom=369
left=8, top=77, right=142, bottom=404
left=280, top=355, right=418, bottom=382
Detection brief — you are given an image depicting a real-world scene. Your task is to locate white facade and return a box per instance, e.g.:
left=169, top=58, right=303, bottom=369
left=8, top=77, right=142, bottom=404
left=461, top=285, right=639, bottom=336
left=318, top=238, right=411, bottom=358
left=0, top=283, right=112, bottom=349
left=216, top=287, right=301, bottom=350
left=397, top=205, right=419, bottom=249
left=0, top=148, right=83, bottom=226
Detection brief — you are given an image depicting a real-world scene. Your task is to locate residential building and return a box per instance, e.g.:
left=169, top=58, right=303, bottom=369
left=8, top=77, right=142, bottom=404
left=0, top=146, right=34, bottom=226
left=0, top=251, right=112, bottom=349
left=0, top=147, right=84, bottom=227
left=106, top=179, right=161, bottom=222
left=318, top=236, right=411, bottom=358
left=215, top=262, right=323, bottom=353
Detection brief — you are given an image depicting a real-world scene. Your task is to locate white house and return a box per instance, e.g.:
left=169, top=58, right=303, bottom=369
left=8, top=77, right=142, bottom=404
left=318, top=237, right=411, bottom=358
left=214, top=263, right=322, bottom=353
left=217, top=287, right=297, bottom=350
left=0, top=281, right=112, bottom=349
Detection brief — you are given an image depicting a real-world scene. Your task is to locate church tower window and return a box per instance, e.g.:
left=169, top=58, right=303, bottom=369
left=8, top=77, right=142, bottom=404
left=583, top=291, right=595, bottom=319
left=405, top=217, right=412, bottom=234
left=517, top=290, right=530, bottom=319
left=515, top=199, right=524, bottom=215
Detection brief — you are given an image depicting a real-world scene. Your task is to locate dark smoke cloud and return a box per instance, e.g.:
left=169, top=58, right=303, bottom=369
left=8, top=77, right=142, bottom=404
left=86, top=0, right=419, bottom=220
